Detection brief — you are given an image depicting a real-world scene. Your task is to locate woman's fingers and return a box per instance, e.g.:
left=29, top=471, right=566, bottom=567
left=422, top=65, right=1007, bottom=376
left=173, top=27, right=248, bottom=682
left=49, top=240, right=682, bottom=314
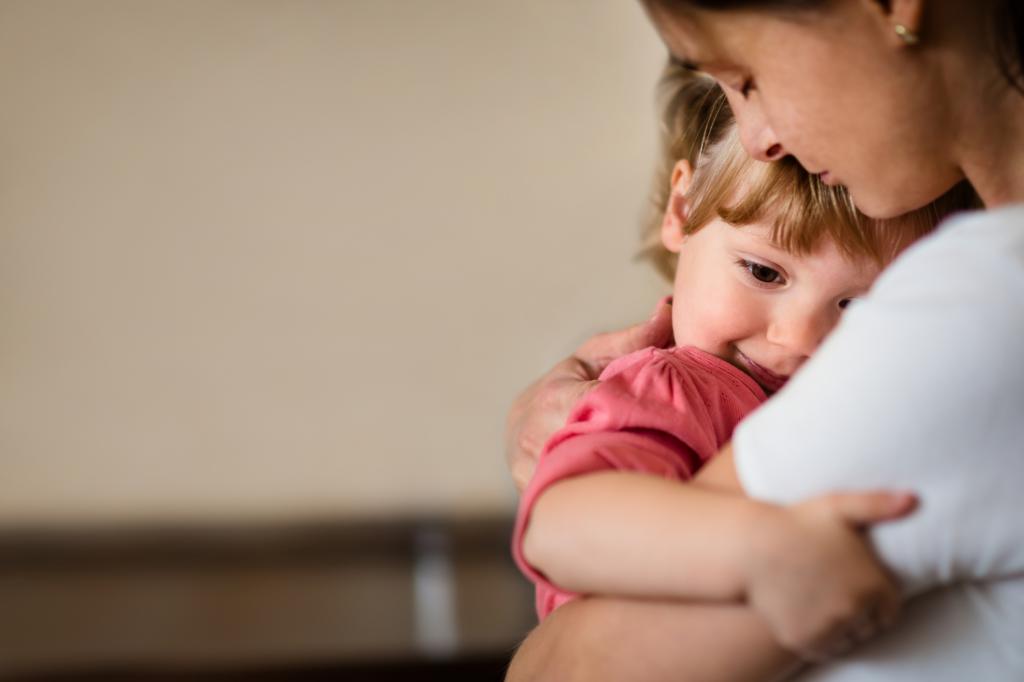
left=574, top=296, right=673, bottom=376
left=505, top=356, right=600, bottom=491
left=505, top=298, right=674, bottom=492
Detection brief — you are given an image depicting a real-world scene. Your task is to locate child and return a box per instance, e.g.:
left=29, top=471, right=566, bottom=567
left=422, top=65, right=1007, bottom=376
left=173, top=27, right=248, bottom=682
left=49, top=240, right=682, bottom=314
left=512, top=64, right=978, bottom=631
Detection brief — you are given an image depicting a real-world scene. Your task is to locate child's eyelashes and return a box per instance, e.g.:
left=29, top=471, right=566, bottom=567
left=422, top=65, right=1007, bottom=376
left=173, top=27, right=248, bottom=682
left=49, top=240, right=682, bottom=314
left=735, top=258, right=863, bottom=309
left=737, top=259, right=785, bottom=286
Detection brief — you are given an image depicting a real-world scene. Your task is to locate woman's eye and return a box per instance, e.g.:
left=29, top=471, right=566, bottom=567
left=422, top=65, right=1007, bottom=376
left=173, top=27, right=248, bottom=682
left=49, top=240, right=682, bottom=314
left=742, top=260, right=783, bottom=284
left=839, top=298, right=854, bottom=310
left=739, top=78, right=755, bottom=98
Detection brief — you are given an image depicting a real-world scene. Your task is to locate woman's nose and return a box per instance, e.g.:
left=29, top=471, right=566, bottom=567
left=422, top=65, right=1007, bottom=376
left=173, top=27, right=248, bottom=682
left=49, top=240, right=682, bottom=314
left=740, top=117, right=785, bottom=162
left=729, top=94, right=786, bottom=162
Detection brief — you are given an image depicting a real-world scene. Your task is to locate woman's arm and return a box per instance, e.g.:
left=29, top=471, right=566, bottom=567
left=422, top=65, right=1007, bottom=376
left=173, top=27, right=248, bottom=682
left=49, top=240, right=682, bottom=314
left=506, top=595, right=801, bottom=682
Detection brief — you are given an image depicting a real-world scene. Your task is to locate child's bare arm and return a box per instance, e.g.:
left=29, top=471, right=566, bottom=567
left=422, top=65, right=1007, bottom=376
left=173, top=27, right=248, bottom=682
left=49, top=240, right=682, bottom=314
left=522, top=445, right=915, bottom=659
left=522, top=469, right=767, bottom=601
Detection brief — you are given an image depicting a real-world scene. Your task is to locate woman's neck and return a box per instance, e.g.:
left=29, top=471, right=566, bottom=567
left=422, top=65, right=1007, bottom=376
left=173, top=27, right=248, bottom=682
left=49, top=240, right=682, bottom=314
left=957, top=84, right=1024, bottom=208
left=933, top=0, right=1024, bottom=208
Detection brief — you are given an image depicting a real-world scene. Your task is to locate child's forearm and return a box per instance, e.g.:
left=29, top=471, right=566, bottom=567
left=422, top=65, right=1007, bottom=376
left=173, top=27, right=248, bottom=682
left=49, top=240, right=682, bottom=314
left=522, top=470, right=776, bottom=601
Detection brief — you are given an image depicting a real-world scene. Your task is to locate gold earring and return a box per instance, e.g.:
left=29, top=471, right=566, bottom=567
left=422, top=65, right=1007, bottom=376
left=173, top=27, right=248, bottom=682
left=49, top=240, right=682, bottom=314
left=893, top=23, right=920, bottom=46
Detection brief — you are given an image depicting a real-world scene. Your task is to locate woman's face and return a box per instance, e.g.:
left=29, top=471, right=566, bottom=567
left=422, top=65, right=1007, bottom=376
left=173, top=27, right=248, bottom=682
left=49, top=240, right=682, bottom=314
left=647, top=3, right=965, bottom=218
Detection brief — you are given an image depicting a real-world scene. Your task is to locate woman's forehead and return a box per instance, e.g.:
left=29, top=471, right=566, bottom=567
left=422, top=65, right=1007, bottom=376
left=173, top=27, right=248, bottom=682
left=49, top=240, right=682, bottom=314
left=647, top=6, right=741, bottom=73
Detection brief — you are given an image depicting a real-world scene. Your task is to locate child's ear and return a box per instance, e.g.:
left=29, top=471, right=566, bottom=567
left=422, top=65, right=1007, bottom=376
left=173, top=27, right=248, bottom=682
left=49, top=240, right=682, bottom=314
left=660, top=159, right=694, bottom=254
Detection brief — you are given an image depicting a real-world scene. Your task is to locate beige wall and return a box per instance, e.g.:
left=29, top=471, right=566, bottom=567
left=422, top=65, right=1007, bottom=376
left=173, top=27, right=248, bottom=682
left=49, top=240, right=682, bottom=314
left=0, top=0, right=668, bottom=525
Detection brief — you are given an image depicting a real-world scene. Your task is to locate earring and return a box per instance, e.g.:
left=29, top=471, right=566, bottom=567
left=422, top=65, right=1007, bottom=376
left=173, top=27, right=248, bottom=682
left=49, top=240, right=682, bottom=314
left=893, top=23, right=920, bottom=46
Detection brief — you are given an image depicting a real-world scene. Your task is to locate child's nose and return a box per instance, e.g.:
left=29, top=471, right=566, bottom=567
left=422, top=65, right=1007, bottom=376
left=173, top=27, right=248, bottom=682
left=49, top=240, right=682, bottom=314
left=766, top=305, right=836, bottom=360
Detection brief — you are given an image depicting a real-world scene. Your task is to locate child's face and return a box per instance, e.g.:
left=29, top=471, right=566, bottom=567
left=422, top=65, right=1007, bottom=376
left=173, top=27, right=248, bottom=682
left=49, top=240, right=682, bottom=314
left=665, top=218, right=883, bottom=393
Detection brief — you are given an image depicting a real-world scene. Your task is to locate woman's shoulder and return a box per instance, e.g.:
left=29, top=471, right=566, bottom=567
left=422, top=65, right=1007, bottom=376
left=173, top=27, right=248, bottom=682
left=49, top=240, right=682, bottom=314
left=937, top=203, right=1024, bottom=249
left=871, top=204, right=1024, bottom=310
left=892, top=203, right=1024, bottom=269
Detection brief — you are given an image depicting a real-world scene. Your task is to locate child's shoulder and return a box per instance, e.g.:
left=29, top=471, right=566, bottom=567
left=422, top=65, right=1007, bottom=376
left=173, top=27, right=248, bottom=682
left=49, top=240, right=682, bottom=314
left=565, top=346, right=764, bottom=447
left=597, top=346, right=677, bottom=381
left=599, top=346, right=765, bottom=400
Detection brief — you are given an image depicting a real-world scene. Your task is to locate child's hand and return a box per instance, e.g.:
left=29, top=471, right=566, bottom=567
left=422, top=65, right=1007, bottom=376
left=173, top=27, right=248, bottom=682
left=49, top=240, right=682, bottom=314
left=743, top=491, right=917, bottom=661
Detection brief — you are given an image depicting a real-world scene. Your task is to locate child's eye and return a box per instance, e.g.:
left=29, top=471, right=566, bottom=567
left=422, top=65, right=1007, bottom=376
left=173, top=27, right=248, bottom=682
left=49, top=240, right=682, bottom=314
left=839, top=298, right=854, bottom=310
left=740, top=259, right=784, bottom=285
left=739, top=78, right=755, bottom=99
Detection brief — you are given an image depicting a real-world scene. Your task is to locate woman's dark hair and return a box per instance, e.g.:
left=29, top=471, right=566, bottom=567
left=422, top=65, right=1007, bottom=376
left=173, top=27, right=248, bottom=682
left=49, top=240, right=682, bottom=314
left=993, top=1, right=1024, bottom=92
left=648, top=0, right=1024, bottom=93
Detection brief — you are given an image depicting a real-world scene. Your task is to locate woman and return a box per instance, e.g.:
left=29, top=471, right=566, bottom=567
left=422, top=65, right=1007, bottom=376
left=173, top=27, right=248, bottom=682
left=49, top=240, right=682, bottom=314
left=505, top=1, right=1024, bottom=680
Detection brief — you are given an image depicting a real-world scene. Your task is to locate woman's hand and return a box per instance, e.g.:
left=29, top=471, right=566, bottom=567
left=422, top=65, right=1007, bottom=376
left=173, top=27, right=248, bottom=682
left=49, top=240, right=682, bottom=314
left=505, top=297, right=674, bottom=493
left=743, top=490, right=918, bottom=661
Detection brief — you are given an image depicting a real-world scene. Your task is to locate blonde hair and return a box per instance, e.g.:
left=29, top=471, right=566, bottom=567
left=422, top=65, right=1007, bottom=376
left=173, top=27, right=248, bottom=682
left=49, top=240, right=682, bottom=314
left=642, top=62, right=980, bottom=281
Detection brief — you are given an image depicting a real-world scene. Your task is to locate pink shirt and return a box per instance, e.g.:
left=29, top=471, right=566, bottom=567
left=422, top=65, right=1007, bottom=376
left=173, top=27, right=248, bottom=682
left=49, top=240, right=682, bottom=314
left=512, top=345, right=767, bottom=620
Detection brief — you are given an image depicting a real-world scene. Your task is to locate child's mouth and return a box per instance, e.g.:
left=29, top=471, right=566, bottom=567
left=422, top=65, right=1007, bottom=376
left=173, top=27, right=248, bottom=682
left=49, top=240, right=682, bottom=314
left=735, top=350, right=789, bottom=394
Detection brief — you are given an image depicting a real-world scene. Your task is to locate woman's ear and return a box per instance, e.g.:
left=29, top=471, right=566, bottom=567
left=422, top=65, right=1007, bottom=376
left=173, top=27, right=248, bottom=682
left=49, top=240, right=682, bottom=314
left=888, top=0, right=923, bottom=44
left=864, top=0, right=924, bottom=46
left=661, top=159, right=694, bottom=254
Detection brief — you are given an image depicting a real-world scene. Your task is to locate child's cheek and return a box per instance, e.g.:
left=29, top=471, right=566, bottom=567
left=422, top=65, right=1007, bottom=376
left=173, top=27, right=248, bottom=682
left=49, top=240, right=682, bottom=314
left=675, top=283, right=761, bottom=354
left=673, top=294, right=734, bottom=353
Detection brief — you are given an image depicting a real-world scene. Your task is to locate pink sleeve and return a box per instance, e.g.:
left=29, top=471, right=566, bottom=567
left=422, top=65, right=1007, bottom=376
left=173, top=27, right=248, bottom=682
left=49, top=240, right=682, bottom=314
left=512, top=349, right=728, bottom=620
left=514, top=430, right=701, bottom=618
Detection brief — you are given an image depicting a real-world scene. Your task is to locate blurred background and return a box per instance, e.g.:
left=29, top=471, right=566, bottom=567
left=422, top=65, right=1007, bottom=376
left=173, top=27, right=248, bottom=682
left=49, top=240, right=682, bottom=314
left=0, top=0, right=666, bottom=679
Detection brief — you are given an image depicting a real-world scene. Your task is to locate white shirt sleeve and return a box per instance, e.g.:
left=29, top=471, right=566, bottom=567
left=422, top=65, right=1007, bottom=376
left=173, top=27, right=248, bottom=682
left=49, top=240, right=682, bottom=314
left=733, top=205, right=1024, bottom=596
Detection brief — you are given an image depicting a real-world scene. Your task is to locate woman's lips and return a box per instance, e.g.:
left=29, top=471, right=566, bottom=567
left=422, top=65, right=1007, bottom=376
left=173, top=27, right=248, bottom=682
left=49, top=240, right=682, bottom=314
left=818, top=170, right=838, bottom=186
left=735, top=350, right=789, bottom=393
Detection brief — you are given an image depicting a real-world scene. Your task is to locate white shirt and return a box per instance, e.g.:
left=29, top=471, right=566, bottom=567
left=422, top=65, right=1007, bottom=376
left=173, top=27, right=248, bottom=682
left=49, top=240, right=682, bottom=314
left=734, top=204, right=1024, bottom=680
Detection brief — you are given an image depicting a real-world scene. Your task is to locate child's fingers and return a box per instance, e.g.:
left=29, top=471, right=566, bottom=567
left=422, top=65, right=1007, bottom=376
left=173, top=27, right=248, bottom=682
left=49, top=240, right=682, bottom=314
left=818, top=490, right=919, bottom=527
left=834, top=590, right=902, bottom=659
left=875, top=582, right=903, bottom=630
left=855, top=588, right=901, bottom=639
left=802, top=590, right=902, bottom=662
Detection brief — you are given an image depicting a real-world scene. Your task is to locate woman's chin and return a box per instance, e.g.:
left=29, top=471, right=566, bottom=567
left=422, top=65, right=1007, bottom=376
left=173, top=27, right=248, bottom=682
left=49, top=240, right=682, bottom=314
left=846, top=188, right=916, bottom=220
left=849, top=177, right=968, bottom=220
